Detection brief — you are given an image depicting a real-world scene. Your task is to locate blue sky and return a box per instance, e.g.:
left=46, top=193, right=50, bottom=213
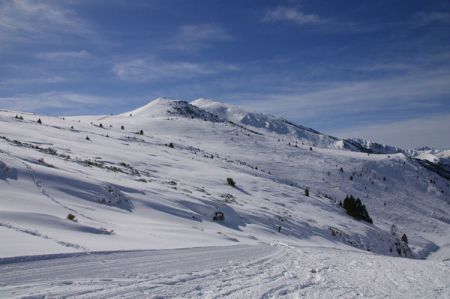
left=1, top=0, right=450, bottom=148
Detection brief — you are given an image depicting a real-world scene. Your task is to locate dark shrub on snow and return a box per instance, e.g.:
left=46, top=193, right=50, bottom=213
left=226, top=177, right=236, bottom=187
left=342, top=195, right=373, bottom=224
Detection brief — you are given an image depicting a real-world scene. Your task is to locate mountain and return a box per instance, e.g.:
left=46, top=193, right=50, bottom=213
left=191, top=98, right=349, bottom=150
left=0, top=98, right=449, bottom=296
left=192, top=98, right=450, bottom=180
left=120, top=97, right=222, bottom=122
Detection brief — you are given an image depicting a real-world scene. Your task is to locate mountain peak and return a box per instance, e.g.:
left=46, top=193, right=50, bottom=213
left=119, top=97, right=221, bottom=122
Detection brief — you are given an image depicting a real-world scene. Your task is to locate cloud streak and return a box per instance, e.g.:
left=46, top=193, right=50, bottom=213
left=36, top=50, right=92, bottom=60
left=0, top=91, right=119, bottom=114
left=178, top=24, right=234, bottom=42
left=415, top=11, right=450, bottom=26
left=112, top=57, right=239, bottom=82
left=331, top=114, right=450, bottom=149
left=263, top=6, right=326, bottom=25
left=234, top=69, right=450, bottom=123
left=165, top=23, right=234, bottom=51
left=0, top=0, right=95, bottom=45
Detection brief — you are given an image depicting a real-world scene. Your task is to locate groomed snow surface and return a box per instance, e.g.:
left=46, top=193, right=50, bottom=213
left=0, top=98, right=449, bottom=297
left=1, top=243, right=449, bottom=298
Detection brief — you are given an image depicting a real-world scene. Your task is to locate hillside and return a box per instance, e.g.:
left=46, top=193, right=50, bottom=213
left=1, top=98, right=449, bottom=296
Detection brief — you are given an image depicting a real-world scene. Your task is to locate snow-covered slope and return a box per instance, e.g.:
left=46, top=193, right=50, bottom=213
left=0, top=98, right=449, bottom=295
left=2, top=243, right=449, bottom=298
left=191, top=98, right=350, bottom=150
left=192, top=99, right=450, bottom=181
left=121, top=97, right=222, bottom=122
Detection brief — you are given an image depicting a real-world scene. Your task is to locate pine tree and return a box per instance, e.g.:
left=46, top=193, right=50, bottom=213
left=226, top=177, right=236, bottom=187
left=342, top=195, right=372, bottom=223
left=304, top=188, right=310, bottom=197
left=401, top=233, right=408, bottom=244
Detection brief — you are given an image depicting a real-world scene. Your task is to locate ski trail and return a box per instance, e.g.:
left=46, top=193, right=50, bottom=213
left=1, top=244, right=448, bottom=299
left=0, top=222, right=86, bottom=251
left=22, top=161, right=97, bottom=222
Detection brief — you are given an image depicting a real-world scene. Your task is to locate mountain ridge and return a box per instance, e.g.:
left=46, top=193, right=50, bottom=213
left=0, top=98, right=449, bottom=263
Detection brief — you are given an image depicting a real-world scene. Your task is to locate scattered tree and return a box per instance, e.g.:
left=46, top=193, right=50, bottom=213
left=304, top=188, right=310, bottom=197
left=99, top=123, right=103, bottom=128
left=121, top=125, right=125, bottom=130
left=139, top=130, right=144, bottom=135
left=342, top=195, right=373, bottom=223
left=67, top=213, right=77, bottom=221
left=226, top=177, right=236, bottom=187
left=86, top=136, right=91, bottom=141
left=168, top=142, right=174, bottom=148
left=390, top=224, right=398, bottom=236
left=37, top=118, right=42, bottom=124
left=401, top=233, right=408, bottom=244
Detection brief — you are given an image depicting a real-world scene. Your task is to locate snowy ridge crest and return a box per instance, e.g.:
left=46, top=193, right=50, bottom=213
left=123, top=98, right=223, bottom=122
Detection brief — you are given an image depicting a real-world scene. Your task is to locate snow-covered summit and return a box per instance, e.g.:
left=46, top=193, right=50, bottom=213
left=192, top=99, right=450, bottom=171
left=192, top=98, right=351, bottom=149
left=0, top=98, right=449, bottom=263
left=119, top=97, right=222, bottom=122
left=1, top=98, right=449, bottom=297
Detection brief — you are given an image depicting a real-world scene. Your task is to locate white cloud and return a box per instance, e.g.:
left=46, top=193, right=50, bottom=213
left=166, top=23, right=234, bottom=51
left=0, top=91, right=117, bottom=113
left=330, top=114, right=450, bottom=149
left=358, top=63, right=413, bottom=72
left=0, top=76, right=66, bottom=86
left=178, top=24, right=234, bottom=42
left=236, top=69, right=450, bottom=120
left=415, top=11, right=450, bottom=26
left=36, top=50, right=92, bottom=60
left=112, top=57, right=238, bottom=82
left=0, top=0, right=94, bottom=44
left=263, top=6, right=325, bottom=25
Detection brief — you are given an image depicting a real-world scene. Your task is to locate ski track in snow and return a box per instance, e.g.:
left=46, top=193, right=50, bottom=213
left=0, top=221, right=86, bottom=252
left=0, top=244, right=449, bottom=299
left=1, top=100, right=450, bottom=297
left=23, top=161, right=97, bottom=223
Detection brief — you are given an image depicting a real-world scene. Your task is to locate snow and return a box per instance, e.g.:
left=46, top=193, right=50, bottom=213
left=191, top=98, right=346, bottom=150
left=0, top=243, right=448, bottom=298
left=0, top=98, right=449, bottom=296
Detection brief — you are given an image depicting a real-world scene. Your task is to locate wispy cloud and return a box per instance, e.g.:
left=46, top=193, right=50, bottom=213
left=178, top=24, right=234, bottom=42
left=262, top=6, right=326, bottom=25
left=0, top=0, right=95, bottom=45
left=112, top=57, right=239, bottom=82
left=415, top=11, right=450, bottom=26
left=0, top=76, right=66, bottom=86
left=0, top=91, right=119, bottom=114
left=36, top=50, right=93, bottom=60
left=234, top=69, right=450, bottom=122
left=166, top=23, right=234, bottom=50
left=358, top=63, right=413, bottom=72
left=331, top=114, right=450, bottom=149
